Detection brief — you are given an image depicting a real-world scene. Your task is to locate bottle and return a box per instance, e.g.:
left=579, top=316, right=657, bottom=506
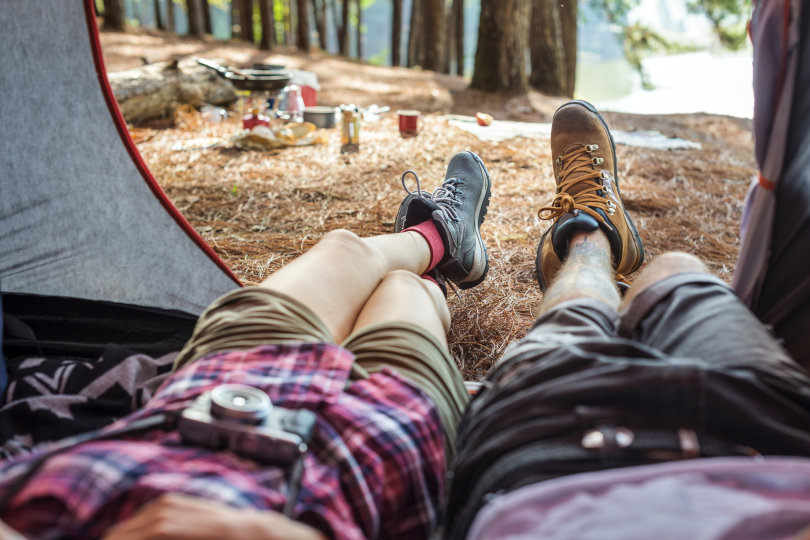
left=340, top=105, right=360, bottom=153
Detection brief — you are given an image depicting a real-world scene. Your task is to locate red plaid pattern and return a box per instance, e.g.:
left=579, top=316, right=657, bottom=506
left=0, top=343, right=447, bottom=540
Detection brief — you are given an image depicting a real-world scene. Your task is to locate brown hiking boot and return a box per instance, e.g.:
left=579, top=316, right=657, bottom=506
left=535, top=100, right=644, bottom=290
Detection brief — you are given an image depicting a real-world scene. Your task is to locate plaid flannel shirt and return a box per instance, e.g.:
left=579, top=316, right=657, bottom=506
left=0, top=343, right=447, bottom=540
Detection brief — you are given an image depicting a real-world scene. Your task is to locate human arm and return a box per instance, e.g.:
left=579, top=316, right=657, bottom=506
left=102, top=493, right=327, bottom=540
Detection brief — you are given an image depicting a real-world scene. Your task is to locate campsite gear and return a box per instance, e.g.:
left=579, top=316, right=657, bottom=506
left=340, top=105, right=360, bottom=153
left=733, top=0, right=810, bottom=368
left=536, top=100, right=644, bottom=288
left=273, top=84, right=306, bottom=122
left=398, top=110, right=421, bottom=137
left=242, top=108, right=271, bottom=130
left=201, top=105, right=227, bottom=123
left=396, top=152, right=492, bottom=289
left=303, top=106, right=338, bottom=128
left=196, top=58, right=291, bottom=92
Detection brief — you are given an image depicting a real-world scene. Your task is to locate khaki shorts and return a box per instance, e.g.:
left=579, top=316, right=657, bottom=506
left=175, top=287, right=469, bottom=458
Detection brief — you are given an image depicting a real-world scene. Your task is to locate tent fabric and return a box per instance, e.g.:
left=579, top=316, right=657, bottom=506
left=733, top=0, right=804, bottom=304
left=0, top=0, right=240, bottom=317
left=733, top=0, right=810, bottom=366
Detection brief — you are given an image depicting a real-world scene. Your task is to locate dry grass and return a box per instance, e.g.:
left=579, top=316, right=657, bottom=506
left=108, top=30, right=756, bottom=381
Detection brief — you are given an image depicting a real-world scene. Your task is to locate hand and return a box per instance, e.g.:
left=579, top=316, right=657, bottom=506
left=102, top=493, right=327, bottom=540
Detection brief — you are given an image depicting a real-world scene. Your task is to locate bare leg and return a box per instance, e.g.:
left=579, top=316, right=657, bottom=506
left=539, top=230, right=620, bottom=314
left=621, top=251, right=709, bottom=309
left=259, top=229, right=432, bottom=343
left=352, top=270, right=450, bottom=346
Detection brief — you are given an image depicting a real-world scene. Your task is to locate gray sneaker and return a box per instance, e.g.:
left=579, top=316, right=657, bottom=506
left=396, top=151, right=492, bottom=289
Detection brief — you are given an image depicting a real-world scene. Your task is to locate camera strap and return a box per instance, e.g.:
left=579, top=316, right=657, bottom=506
left=0, top=410, right=310, bottom=519
left=0, top=412, right=173, bottom=514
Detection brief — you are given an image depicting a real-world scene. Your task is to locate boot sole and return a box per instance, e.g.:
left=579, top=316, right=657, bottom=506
left=457, top=151, right=492, bottom=289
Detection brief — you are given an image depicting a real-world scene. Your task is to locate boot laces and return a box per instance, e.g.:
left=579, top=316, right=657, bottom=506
left=537, top=145, right=613, bottom=229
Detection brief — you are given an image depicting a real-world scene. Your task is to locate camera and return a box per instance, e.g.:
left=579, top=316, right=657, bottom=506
left=177, top=384, right=317, bottom=466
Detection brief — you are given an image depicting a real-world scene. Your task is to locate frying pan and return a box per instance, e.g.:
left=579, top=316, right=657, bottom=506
left=196, top=58, right=292, bottom=92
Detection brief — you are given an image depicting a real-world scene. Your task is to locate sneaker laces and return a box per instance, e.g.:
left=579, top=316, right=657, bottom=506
left=400, top=169, right=464, bottom=299
left=401, top=169, right=463, bottom=223
left=537, top=145, right=613, bottom=230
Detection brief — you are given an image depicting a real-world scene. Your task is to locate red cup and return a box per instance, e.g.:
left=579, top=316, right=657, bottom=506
left=398, top=110, right=420, bottom=137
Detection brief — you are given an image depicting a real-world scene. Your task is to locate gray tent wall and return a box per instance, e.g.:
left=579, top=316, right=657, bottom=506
left=0, top=0, right=240, bottom=316
left=734, top=0, right=810, bottom=368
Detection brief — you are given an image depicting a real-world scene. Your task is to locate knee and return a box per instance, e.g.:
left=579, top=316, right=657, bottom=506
left=318, top=229, right=386, bottom=273
left=649, top=252, right=709, bottom=274
left=384, top=270, right=451, bottom=328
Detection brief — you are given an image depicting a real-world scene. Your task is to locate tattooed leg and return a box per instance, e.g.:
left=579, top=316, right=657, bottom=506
left=539, top=230, right=620, bottom=315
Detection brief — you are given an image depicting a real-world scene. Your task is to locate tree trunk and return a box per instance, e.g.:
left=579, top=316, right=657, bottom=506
left=187, top=0, right=204, bottom=37
left=319, top=0, right=328, bottom=49
left=470, top=0, right=531, bottom=94
left=239, top=0, right=254, bottom=41
left=453, top=0, right=464, bottom=76
left=311, top=0, right=326, bottom=50
left=442, top=4, right=452, bottom=73
left=201, top=0, right=212, bottom=35
left=423, top=0, right=444, bottom=71
left=285, top=0, right=294, bottom=46
left=258, top=0, right=276, bottom=49
left=338, top=0, right=349, bottom=55
left=167, top=0, right=176, bottom=32
left=103, top=0, right=126, bottom=30
left=355, top=0, right=362, bottom=59
left=154, top=0, right=166, bottom=30
left=528, top=0, right=576, bottom=97
left=391, top=0, right=402, bottom=66
left=407, top=0, right=423, bottom=67
left=296, top=0, right=310, bottom=51
left=559, top=0, right=577, bottom=97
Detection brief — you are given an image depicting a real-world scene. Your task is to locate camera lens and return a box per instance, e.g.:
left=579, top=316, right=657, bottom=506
left=210, top=384, right=273, bottom=424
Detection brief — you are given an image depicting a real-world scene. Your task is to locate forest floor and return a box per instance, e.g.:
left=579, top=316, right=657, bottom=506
left=101, top=28, right=757, bottom=380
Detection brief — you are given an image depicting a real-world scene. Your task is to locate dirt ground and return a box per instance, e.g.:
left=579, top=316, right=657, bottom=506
left=101, top=29, right=757, bottom=380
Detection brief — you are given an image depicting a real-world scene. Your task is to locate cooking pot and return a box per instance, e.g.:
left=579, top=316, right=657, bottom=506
left=303, top=106, right=338, bottom=129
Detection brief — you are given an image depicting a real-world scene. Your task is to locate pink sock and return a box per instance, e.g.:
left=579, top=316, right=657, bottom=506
left=403, top=219, right=445, bottom=271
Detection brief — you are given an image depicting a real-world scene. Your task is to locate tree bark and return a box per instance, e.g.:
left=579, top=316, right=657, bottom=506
left=453, top=0, right=464, bottom=76
left=258, top=0, right=276, bottom=49
left=338, top=0, right=349, bottom=55
left=407, top=0, right=423, bottom=67
left=103, top=0, right=126, bottom=30
left=154, top=0, right=166, bottom=30
left=311, top=0, right=326, bottom=50
left=470, top=0, right=531, bottom=94
left=559, top=0, right=577, bottom=97
left=296, top=0, right=310, bottom=51
left=391, top=0, right=403, bottom=66
left=187, top=0, right=204, bottom=37
left=529, top=0, right=576, bottom=96
left=167, top=0, right=176, bottom=32
left=355, top=0, right=362, bottom=59
left=423, top=0, right=444, bottom=71
left=201, top=0, right=212, bottom=35
left=108, top=59, right=237, bottom=124
left=239, top=0, right=254, bottom=41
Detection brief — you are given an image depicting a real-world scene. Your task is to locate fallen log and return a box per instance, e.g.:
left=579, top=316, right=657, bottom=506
left=108, top=59, right=237, bottom=124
